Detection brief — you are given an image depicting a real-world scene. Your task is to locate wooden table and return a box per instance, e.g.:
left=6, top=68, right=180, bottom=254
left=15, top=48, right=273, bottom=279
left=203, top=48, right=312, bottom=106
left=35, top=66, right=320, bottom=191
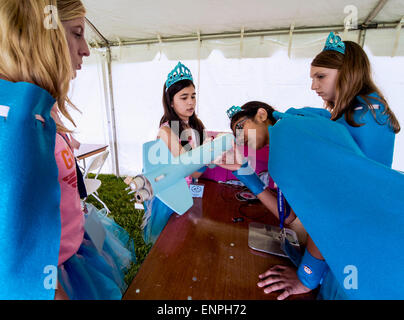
left=74, top=143, right=108, bottom=161
left=124, top=179, right=315, bottom=300
left=74, top=144, right=108, bottom=172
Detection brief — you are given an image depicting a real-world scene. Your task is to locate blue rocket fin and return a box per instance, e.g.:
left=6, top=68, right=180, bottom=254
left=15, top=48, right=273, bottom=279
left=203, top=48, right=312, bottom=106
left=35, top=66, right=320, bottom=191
left=142, top=139, right=173, bottom=173
left=156, top=179, right=193, bottom=215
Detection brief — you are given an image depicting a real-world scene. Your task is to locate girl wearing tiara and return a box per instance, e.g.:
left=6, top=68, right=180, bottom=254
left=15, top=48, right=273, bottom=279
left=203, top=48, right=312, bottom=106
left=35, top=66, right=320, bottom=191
left=310, top=32, right=399, bottom=166
left=224, top=33, right=401, bottom=300
left=142, top=62, right=208, bottom=244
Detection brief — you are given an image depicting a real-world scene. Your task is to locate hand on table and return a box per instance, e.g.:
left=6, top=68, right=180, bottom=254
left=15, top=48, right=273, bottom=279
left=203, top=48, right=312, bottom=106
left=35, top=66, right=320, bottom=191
left=257, top=265, right=312, bottom=300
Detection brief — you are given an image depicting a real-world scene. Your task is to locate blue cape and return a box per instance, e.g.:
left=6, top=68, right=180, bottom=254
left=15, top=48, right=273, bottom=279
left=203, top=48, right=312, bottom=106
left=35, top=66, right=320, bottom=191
left=268, top=110, right=404, bottom=299
left=0, top=80, right=61, bottom=299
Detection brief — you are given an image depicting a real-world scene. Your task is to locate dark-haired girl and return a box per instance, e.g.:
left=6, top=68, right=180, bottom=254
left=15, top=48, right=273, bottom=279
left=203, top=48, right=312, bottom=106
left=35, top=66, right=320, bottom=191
left=143, top=62, right=208, bottom=244
left=228, top=33, right=401, bottom=300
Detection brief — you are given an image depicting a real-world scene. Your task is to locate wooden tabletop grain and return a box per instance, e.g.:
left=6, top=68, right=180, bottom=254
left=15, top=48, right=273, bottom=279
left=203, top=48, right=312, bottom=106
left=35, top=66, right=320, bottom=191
left=124, top=179, right=315, bottom=300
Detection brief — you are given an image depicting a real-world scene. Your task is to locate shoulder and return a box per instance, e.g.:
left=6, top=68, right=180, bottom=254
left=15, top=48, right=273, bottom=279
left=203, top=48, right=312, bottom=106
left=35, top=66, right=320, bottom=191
left=157, top=124, right=180, bottom=143
left=355, top=92, right=386, bottom=111
left=285, top=107, right=331, bottom=119
left=55, top=133, right=69, bottom=154
left=158, top=124, right=174, bottom=136
left=160, top=121, right=170, bottom=128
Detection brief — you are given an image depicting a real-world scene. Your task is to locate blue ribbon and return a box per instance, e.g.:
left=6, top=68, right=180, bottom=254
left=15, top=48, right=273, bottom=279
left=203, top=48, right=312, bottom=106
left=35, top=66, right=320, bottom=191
left=277, top=189, right=291, bottom=229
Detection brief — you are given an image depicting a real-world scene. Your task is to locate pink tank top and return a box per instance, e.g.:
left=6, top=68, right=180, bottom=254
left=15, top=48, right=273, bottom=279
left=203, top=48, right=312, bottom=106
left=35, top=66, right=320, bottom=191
left=55, top=133, right=85, bottom=265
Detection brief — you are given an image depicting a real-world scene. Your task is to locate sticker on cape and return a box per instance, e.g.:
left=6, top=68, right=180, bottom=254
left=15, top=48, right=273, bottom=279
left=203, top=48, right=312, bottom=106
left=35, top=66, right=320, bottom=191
left=303, top=265, right=313, bottom=275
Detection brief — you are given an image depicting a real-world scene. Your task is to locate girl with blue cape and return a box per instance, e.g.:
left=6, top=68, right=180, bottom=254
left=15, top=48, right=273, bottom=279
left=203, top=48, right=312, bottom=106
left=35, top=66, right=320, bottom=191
left=0, top=0, right=136, bottom=300
left=142, top=62, right=208, bottom=244
left=0, top=0, right=73, bottom=300
left=53, top=0, right=136, bottom=300
left=223, top=32, right=402, bottom=299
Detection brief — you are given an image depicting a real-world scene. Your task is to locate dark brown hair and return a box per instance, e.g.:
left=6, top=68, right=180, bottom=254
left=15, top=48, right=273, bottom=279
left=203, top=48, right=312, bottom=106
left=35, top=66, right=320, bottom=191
left=230, top=101, right=277, bottom=133
left=161, top=79, right=206, bottom=147
left=312, top=41, right=400, bottom=133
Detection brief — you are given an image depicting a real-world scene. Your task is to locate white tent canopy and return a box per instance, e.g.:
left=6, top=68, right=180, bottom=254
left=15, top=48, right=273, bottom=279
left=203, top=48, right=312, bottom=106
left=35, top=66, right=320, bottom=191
left=69, top=0, right=404, bottom=176
left=83, top=0, right=404, bottom=47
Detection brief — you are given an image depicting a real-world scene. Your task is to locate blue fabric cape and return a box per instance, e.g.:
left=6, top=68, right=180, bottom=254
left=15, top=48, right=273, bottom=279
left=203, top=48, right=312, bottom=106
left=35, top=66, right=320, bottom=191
left=0, top=80, right=61, bottom=300
left=268, top=110, right=404, bottom=300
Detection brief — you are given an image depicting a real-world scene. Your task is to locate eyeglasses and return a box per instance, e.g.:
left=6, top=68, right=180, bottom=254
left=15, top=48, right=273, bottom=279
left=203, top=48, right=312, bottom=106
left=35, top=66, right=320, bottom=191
left=234, top=117, right=248, bottom=131
left=233, top=118, right=248, bottom=146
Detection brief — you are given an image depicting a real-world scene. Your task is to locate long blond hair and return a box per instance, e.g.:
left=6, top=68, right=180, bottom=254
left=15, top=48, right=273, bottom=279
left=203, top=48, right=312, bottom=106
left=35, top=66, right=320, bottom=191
left=312, top=41, right=400, bottom=133
left=0, top=0, right=72, bottom=119
left=57, top=0, right=86, bottom=21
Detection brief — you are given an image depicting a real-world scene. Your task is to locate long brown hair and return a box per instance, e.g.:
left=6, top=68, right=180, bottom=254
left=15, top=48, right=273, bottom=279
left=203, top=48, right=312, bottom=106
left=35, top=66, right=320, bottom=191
left=312, top=41, right=400, bottom=133
left=161, top=79, right=206, bottom=147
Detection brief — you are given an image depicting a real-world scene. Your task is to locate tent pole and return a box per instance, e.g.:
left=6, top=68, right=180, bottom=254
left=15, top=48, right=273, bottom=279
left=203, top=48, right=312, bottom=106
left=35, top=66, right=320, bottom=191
left=86, top=18, right=120, bottom=176
left=105, top=47, right=120, bottom=177
left=196, top=31, right=201, bottom=116
left=90, top=22, right=398, bottom=48
left=85, top=18, right=109, bottom=46
left=392, top=17, right=404, bottom=57
left=240, top=26, right=245, bottom=59
left=288, top=23, right=295, bottom=59
left=362, top=0, right=389, bottom=28
left=358, top=29, right=367, bottom=47
left=358, top=0, right=389, bottom=48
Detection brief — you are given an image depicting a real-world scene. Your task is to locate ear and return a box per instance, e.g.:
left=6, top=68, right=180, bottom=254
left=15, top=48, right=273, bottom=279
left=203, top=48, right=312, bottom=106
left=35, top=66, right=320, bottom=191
left=255, top=108, right=268, bottom=123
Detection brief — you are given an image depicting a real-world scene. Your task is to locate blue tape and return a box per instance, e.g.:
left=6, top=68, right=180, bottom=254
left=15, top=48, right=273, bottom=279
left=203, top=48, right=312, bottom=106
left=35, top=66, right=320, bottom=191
left=232, top=161, right=265, bottom=196
left=297, top=249, right=328, bottom=290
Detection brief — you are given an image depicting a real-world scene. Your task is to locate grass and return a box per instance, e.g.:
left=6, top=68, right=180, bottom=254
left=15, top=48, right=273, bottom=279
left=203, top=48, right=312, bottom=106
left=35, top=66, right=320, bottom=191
left=85, top=174, right=152, bottom=285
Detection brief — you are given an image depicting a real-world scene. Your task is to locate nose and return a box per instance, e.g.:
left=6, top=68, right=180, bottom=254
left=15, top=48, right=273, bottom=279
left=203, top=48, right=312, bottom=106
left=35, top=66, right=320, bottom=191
left=80, top=39, right=91, bottom=57
left=311, top=79, right=318, bottom=91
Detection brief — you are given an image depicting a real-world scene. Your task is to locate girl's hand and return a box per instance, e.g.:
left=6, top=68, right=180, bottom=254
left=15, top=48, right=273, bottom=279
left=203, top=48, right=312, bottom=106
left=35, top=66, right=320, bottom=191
left=257, top=265, right=312, bottom=300
left=212, top=140, right=244, bottom=171
left=54, top=283, right=70, bottom=300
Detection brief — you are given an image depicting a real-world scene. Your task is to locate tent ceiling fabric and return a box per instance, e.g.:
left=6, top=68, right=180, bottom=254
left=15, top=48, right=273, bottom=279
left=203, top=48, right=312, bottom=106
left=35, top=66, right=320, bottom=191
left=83, top=0, right=404, bottom=44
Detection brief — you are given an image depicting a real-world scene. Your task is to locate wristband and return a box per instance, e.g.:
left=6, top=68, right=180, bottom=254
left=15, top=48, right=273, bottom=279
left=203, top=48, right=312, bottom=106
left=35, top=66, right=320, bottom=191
left=232, top=161, right=265, bottom=196
left=297, top=249, right=329, bottom=290
left=197, top=166, right=207, bottom=173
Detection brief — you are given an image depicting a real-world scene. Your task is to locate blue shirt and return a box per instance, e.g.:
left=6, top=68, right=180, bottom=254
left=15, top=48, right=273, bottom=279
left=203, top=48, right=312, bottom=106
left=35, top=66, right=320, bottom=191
left=286, top=93, right=395, bottom=167
left=335, top=93, right=395, bottom=167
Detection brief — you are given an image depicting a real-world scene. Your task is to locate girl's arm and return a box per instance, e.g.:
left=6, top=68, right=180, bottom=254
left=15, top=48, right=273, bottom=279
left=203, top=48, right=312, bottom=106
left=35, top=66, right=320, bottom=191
left=54, top=282, right=69, bottom=300
left=157, top=126, right=185, bottom=158
left=157, top=126, right=207, bottom=178
left=256, top=189, right=296, bottom=225
left=306, top=235, right=324, bottom=259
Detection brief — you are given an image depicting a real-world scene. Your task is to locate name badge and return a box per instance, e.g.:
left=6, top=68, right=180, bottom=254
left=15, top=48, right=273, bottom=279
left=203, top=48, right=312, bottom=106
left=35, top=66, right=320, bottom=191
left=189, top=184, right=204, bottom=198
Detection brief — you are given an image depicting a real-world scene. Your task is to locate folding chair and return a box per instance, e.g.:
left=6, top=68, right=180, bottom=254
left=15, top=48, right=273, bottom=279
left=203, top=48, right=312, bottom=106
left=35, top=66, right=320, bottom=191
left=83, top=150, right=111, bottom=214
